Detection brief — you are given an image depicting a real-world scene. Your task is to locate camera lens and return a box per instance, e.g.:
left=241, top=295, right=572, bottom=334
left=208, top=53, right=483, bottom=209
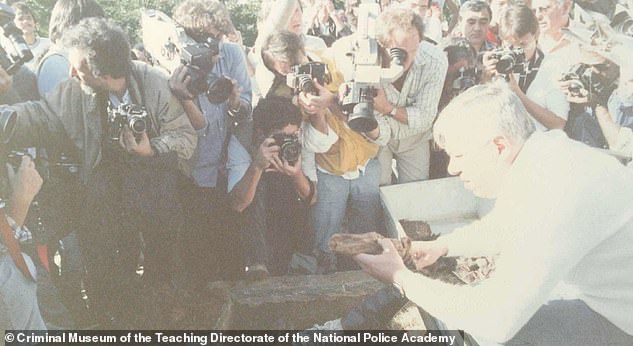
left=388, top=48, right=406, bottom=67
left=129, top=117, right=147, bottom=134
left=298, top=74, right=317, bottom=94
left=0, top=109, right=17, bottom=145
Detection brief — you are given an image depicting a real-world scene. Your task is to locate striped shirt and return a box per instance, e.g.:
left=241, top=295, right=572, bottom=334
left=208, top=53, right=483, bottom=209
left=374, top=40, right=448, bottom=145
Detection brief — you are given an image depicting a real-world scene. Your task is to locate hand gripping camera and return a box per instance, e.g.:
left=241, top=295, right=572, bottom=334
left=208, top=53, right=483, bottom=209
left=286, top=62, right=331, bottom=95
left=140, top=9, right=232, bottom=104
left=180, top=37, right=233, bottom=104
left=107, top=104, right=148, bottom=142
left=340, top=1, right=407, bottom=133
left=560, top=62, right=618, bottom=103
left=272, top=133, right=301, bottom=166
left=0, top=3, right=33, bottom=75
left=490, top=47, right=527, bottom=75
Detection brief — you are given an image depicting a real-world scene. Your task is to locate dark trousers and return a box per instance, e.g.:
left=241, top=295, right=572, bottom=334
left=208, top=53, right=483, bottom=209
left=177, top=176, right=243, bottom=287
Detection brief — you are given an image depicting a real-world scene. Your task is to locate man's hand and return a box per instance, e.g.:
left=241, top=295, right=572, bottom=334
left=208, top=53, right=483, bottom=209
left=481, top=51, right=499, bottom=80
left=169, top=64, right=194, bottom=100
left=0, top=66, right=13, bottom=95
left=278, top=154, right=302, bottom=177
left=119, top=127, right=155, bottom=157
left=409, top=241, right=447, bottom=270
left=372, top=87, right=393, bottom=115
left=297, top=79, right=337, bottom=114
left=8, top=156, right=43, bottom=208
left=353, top=239, right=409, bottom=284
left=255, top=137, right=280, bottom=171
left=559, top=79, right=590, bottom=104
left=506, top=73, right=522, bottom=95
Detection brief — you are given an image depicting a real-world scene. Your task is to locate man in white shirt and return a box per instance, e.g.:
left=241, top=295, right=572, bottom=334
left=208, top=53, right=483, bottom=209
left=354, top=81, right=633, bottom=344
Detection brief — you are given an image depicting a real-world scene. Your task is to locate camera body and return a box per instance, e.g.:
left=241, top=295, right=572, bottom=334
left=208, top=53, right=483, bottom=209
left=561, top=63, right=618, bottom=101
left=0, top=3, right=33, bottom=75
left=490, top=47, right=527, bottom=75
left=452, top=66, right=479, bottom=94
left=340, top=2, right=408, bottom=132
left=612, top=6, right=633, bottom=37
left=180, top=38, right=233, bottom=104
left=107, top=104, right=148, bottom=142
left=272, top=133, right=301, bottom=165
left=286, top=62, right=330, bottom=94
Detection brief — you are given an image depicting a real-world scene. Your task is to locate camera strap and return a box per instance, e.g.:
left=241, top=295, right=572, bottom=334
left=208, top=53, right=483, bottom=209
left=0, top=211, right=35, bottom=281
left=519, top=49, right=544, bottom=93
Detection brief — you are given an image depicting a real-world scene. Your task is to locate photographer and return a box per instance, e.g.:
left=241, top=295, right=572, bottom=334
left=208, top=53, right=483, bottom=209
left=483, top=4, right=570, bottom=131
left=560, top=49, right=620, bottom=148
left=260, top=30, right=382, bottom=273
left=232, top=97, right=315, bottom=278
left=2, top=17, right=196, bottom=325
left=366, top=7, right=447, bottom=186
left=0, top=155, right=45, bottom=330
left=168, top=0, right=252, bottom=284
left=452, top=1, right=496, bottom=54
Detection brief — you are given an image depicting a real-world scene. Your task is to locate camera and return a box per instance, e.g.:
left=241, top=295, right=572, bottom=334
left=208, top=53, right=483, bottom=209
left=286, top=62, right=330, bottom=94
left=452, top=66, right=479, bottom=94
left=0, top=3, right=33, bottom=75
left=490, top=47, right=526, bottom=75
left=272, top=133, right=301, bottom=165
left=340, top=2, right=408, bottom=132
left=181, top=37, right=233, bottom=104
left=0, top=109, right=16, bottom=145
left=107, top=104, right=148, bottom=142
left=560, top=63, right=618, bottom=103
left=340, top=83, right=378, bottom=133
left=612, top=7, right=633, bottom=37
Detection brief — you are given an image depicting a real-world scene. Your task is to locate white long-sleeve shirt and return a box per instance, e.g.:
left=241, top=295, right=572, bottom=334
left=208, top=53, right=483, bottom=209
left=395, top=131, right=633, bottom=342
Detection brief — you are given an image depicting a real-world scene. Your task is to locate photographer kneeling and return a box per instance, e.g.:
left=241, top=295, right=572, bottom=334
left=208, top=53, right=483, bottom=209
left=0, top=155, right=45, bottom=330
left=482, top=4, right=569, bottom=131
left=232, top=97, right=315, bottom=278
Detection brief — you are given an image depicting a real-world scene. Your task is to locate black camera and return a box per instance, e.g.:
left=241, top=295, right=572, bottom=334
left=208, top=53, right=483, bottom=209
left=286, top=62, right=330, bottom=95
left=490, top=47, right=526, bottom=75
left=341, top=83, right=378, bottom=133
left=181, top=37, right=233, bottom=104
left=561, top=63, right=618, bottom=102
left=272, top=133, right=301, bottom=165
left=0, top=3, right=33, bottom=75
left=107, top=104, right=148, bottom=142
left=452, top=66, right=479, bottom=94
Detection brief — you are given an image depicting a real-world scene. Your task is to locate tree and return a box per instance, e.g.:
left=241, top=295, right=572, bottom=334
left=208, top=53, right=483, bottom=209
left=19, top=0, right=261, bottom=47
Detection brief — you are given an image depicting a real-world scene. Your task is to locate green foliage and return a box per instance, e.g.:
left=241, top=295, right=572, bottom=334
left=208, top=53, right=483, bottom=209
left=19, top=0, right=262, bottom=47
left=225, top=0, right=260, bottom=47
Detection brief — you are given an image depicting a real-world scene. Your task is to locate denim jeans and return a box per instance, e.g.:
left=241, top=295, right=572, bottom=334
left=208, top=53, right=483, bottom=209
left=0, top=254, right=46, bottom=330
left=311, top=159, right=383, bottom=254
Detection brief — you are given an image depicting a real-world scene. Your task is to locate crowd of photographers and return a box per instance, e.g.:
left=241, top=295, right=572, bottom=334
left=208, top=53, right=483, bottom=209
left=0, top=0, right=631, bottom=331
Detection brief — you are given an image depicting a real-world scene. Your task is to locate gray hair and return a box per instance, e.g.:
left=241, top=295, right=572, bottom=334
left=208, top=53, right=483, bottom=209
left=433, top=80, right=535, bottom=148
left=62, top=17, right=132, bottom=79
left=375, top=7, right=425, bottom=47
left=260, top=30, right=305, bottom=69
